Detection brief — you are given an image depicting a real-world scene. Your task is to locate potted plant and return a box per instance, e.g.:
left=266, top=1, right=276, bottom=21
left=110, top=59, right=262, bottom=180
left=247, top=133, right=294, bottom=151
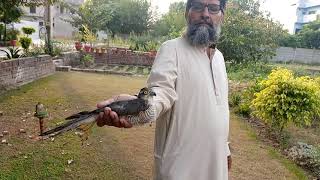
left=75, top=41, right=82, bottom=51
left=84, top=44, right=91, bottom=52
left=6, top=29, right=20, bottom=46
left=81, top=54, right=94, bottom=67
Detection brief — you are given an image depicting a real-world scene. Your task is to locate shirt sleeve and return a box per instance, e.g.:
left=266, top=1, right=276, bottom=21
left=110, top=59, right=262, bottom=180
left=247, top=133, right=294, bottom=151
left=147, top=40, right=178, bottom=119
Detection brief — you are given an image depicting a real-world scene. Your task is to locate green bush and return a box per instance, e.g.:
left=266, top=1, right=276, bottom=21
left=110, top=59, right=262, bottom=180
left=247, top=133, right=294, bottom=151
left=229, top=92, right=241, bottom=107
left=6, top=29, right=20, bottom=40
left=129, top=34, right=161, bottom=52
left=231, top=80, right=262, bottom=117
left=251, top=68, right=320, bottom=132
left=19, top=37, right=32, bottom=51
left=226, top=62, right=272, bottom=82
left=81, top=54, right=94, bottom=67
left=22, top=27, right=36, bottom=36
left=26, top=45, right=45, bottom=57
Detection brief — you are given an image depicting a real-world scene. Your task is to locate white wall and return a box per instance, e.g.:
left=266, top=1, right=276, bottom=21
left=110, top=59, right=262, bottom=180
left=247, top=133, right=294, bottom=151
left=13, top=20, right=43, bottom=45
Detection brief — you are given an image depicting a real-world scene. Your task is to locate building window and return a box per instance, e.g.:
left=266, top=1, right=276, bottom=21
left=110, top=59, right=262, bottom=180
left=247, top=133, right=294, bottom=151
left=308, top=11, right=316, bottom=15
left=39, top=21, right=44, bottom=26
left=30, top=6, right=36, bottom=14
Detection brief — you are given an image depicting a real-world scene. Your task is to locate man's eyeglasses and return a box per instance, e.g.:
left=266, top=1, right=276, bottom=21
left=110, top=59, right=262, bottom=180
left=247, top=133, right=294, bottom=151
left=190, top=2, right=222, bottom=14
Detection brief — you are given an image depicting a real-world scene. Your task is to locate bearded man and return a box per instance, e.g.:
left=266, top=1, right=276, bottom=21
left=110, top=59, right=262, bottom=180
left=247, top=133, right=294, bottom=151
left=96, top=0, right=231, bottom=179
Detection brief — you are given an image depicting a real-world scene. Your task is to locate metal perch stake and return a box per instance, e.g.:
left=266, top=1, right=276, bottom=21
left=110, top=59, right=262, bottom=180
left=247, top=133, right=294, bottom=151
left=34, top=102, right=48, bottom=135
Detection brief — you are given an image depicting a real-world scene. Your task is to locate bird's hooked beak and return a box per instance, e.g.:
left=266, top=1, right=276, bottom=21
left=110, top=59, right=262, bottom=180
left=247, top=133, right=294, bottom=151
left=150, top=91, right=156, bottom=96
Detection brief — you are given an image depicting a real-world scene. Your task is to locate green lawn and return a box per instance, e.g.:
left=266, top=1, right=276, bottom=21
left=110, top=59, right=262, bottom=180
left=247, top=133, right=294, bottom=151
left=0, top=72, right=309, bottom=179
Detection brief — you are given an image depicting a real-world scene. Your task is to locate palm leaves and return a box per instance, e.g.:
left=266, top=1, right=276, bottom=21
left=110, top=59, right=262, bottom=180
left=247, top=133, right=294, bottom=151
left=0, top=47, right=22, bottom=59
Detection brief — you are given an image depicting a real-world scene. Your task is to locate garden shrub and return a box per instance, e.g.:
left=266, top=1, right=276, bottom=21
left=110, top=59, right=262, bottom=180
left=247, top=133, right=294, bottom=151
left=251, top=68, right=320, bottom=132
left=81, top=54, right=94, bottom=67
left=129, top=34, right=161, bottom=52
left=22, top=27, right=35, bottom=37
left=6, top=29, right=20, bottom=41
left=229, top=91, right=241, bottom=107
left=231, top=80, right=262, bottom=117
left=19, top=37, right=32, bottom=52
left=226, top=62, right=272, bottom=82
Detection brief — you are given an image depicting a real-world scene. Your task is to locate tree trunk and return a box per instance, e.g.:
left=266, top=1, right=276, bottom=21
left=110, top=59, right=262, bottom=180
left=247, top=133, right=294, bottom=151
left=4, top=24, right=7, bottom=43
left=45, top=1, right=53, bottom=55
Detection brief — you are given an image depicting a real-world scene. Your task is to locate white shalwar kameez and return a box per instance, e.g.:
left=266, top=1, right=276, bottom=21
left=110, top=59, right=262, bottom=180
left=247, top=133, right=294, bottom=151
left=147, top=37, right=230, bottom=180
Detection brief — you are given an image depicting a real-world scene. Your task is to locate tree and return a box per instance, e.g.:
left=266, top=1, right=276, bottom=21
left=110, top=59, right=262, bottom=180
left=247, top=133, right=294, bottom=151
left=22, top=0, right=60, bottom=55
left=279, top=20, right=320, bottom=49
left=64, top=0, right=114, bottom=34
left=297, top=20, right=320, bottom=49
left=106, top=0, right=152, bottom=36
left=151, top=2, right=186, bottom=37
left=218, top=0, right=287, bottom=64
left=0, top=0, right=23, bottom=42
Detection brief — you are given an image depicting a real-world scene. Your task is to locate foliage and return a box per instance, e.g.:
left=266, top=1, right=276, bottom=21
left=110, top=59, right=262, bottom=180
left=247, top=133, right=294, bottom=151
left=0, top=47, right=22, bottom=59
left=5, top=29, right=20, bottom=41
left=63, top=0, right=113, bottom=34
left=0, top=1, right=23, bottom=24
left=65, top=0, right=152, bottom=36
left=231, top=80, right=262, bottom=117
left=151, top=2, right=186, bottom=38
left=129, top=34, right=161, bottom=52
left=26, top=45, right=45, bottom=57
left=219, top=0, right=287, bottom=64
left=19, top=37, right=32, bottom=52
left=0, top=24, right=4, bottom=40
left=229, top=91, right=241, bottom=107
left=22, top=27, right=36, bottom=36
left=251, top=68, right=320, bottom=132
left=226, top=62, right=272, bottom=82
left=81, top=54, right=94, bottom=67
left=106, top=0, right=152, bottom=35
left=77, top=25, right=97, bottom=44
left=297, top=20, right=320, bottom=49
left=279, top=34, right=302, bottom=48
left=280, top=20, right=320, bottom=49
left=287, top=142, right=320, bottom=177
left=0, top=1, right=23, bottom=41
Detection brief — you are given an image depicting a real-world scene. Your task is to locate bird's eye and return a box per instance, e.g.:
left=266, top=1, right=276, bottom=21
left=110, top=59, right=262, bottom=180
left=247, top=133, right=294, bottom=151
left=144, top=91, right=148, bottom=95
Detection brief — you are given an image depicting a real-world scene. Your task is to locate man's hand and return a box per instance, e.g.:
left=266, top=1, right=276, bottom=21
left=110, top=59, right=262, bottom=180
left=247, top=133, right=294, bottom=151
left=228, top=155, right=232, bottom=171
left=96, top=94, right=136, bottom=128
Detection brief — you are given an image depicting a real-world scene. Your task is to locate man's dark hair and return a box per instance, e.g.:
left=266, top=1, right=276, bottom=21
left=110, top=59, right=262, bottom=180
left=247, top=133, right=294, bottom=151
left=186, top=0, right=227, bottom=13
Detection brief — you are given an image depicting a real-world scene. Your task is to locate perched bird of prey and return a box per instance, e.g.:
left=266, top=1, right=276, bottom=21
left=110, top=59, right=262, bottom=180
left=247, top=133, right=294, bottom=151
left=40, top=87, right=156, bottom=139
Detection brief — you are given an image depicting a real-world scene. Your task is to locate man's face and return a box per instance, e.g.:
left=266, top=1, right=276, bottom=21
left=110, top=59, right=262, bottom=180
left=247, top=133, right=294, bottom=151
left=185, top=0, right=224, bottom=47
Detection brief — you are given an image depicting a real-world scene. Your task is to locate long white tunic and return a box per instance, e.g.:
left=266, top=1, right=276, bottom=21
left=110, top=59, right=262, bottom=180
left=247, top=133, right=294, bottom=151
left=147, top=37, right=230, bottom=180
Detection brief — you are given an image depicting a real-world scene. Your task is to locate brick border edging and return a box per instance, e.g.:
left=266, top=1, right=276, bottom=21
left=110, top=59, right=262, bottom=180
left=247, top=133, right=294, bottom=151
left=70, top=68, right=134, bottom=76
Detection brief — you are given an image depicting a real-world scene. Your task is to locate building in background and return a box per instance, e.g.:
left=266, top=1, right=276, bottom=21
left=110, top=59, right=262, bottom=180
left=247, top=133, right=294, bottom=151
left=294, top=0, right=320, bottom=33
left=14, top=0, right=84, bottom=43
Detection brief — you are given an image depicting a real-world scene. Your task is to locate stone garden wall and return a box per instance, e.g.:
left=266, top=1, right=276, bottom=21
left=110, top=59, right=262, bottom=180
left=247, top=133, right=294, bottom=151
left=0, top=55, right=54, bottom=93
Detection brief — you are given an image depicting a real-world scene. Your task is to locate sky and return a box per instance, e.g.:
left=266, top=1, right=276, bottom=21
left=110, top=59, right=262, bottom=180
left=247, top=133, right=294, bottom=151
left=151, top=0, right=299, bottom=34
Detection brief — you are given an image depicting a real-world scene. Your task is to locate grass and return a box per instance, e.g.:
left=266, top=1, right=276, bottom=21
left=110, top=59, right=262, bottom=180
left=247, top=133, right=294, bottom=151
left=0, top=72, right=147, bottom=179
left=227, top=62, right=320, bottom=82
left=0, top=71, right=312, bottom=179
left=267, top=147, right=309, bottom=180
